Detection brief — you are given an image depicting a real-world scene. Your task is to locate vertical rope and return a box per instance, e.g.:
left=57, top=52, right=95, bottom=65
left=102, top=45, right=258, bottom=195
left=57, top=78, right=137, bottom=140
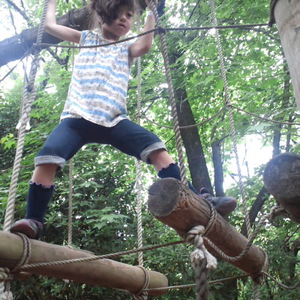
left=67, top=45, right=76, bottom=248
left=149, top=2, right=211, bottom=299
left=148, top=0, right=188, bottom=185
left=3, top=0, right=49, bottom=230
left=68, top=158, right=74, bottom=247
left=1, top=2, right=49, bottom=299
left=135, top=10, right=144, bottom=267
left=208, top=0, right=252, bottom=237
left=253, top=282, right=260, bottom=300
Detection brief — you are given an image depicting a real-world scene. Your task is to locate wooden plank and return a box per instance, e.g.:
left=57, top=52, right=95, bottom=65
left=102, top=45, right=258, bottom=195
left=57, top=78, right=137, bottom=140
left=274, top=0, right=300, bottom=109
left=148, top=178, right=267, bottom=282
left=264, top=152, right=300, bottom=223
left=0, top=231, right=167, bottom=296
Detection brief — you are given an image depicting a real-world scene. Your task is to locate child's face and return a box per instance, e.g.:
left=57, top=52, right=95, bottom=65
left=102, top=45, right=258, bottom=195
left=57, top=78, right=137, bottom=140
left=101, top=6, right=134, bottom=40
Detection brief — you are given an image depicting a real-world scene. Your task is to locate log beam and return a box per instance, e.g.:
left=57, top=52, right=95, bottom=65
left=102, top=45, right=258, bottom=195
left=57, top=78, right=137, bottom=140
left=263, top=152, right=300, bottom=223
left=273, top=0, right=300, bottom=109
left=0, top=231, right=167, bottom=297
left=148, top=178, right=267, bottom=282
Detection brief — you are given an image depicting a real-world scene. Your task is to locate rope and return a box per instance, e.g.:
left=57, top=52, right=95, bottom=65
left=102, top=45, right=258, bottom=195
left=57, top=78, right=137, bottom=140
left=253, top=283, right=260, bottom=300
left=144, top=271, right=300, bottom=293
left=10, top=233, right=32, bottom=274
left=133, top=266, right=150, bottom=300
left=68, top=158, right=74, bottom=247
left=0, top=270, right=9, bottom=282
left=0, top=284, right=13, bottom=300
left=148, top=0, right=188, bottom=185
left=3, top=0, right=49, bottom=231
left=208, top=0, right=252, bottom=237
left=262, top=272, right=300, bottom=290
left=0, top=233, right=32, bottom=300
left=198, top=206, right=284, bottom=284
left=135, top=10, right=144, bottom=268
left=186, top=226, right=218, bottom=300
left=1, top=1, right=49, bottom=299
left=22, top=23, right=270, bottom=51
left=18, top=240, right=184, bottom=271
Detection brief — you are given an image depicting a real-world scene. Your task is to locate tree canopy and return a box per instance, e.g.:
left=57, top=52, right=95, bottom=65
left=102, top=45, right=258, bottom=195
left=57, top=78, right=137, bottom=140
left=0, top=0, right=299, bottom=299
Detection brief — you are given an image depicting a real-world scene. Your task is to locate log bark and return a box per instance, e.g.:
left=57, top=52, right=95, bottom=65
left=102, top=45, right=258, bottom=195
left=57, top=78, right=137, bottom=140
left=263, top=152, right=300, bottom=223
left=273, top=0, right=300, bottom=109
left=148, top=178, right=267, bottom=282
left=0, top=231, right=167, bottom=296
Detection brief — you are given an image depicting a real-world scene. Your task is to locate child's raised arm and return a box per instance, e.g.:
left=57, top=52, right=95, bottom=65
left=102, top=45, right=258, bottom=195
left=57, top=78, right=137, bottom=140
left=45, top=0, right=81, bottom=44
left=129, top=0, right=157, bottom=58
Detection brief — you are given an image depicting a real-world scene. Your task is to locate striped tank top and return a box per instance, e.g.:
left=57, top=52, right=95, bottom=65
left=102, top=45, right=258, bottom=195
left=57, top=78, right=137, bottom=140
left=61, top=30, right=134, bottom=127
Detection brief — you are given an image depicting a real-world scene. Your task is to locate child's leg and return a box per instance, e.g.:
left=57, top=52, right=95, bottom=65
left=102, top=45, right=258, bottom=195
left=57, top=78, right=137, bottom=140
left=10, top=164, right=58, bottom=239
left=149, top=149, right=199, bottom=194
left=25, top=164, right=58, bottom=222
left=149, top=149, right=236, bottom=216
left=11, top=119, right=89, bottom=238
left=106, top=120, right=236, bottom=216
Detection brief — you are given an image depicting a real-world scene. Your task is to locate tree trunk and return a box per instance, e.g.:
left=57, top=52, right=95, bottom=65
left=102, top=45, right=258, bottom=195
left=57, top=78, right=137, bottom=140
left=211, top=139, right=225, bottom=196
left=166, top=47, right=213, bottom=192
left=174, top=87, right=213, bottom=192
left=0, top=7, right=90, bottom=67
left=241, top=186, right=269, bottom=236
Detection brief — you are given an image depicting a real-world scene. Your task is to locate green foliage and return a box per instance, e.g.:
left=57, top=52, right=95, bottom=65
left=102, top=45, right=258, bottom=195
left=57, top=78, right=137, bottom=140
left=1, top=0, right=300, bottom=299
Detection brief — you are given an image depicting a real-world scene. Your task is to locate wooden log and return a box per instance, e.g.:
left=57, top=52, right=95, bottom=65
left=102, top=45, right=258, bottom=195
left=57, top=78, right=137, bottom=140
left=263, top=152, right=300, bottom=223
left=273, top=0, right=300, bottom=109
left=0, top=231, right=167, bottom=297
left=148, top=178, right=267, bottom=283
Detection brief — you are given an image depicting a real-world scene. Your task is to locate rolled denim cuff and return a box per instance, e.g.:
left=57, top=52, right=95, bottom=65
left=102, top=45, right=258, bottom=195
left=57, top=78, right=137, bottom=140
left=140, top=142, right=167, bottom=164
left=34, top=155, right=66, bottom=168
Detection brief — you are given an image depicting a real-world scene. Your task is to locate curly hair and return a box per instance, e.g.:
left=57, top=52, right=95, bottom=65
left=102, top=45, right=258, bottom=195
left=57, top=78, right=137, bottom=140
left=90, top=0, right=138, bottom=25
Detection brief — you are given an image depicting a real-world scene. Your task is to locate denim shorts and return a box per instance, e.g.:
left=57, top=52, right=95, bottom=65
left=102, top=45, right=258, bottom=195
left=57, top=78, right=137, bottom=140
left=35, top=118, right=166, bottom=168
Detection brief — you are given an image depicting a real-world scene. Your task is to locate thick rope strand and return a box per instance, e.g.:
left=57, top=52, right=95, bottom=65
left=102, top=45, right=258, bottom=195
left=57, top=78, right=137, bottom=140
left=3, top=0, right=49, bottom=231
left=208, top=0, right=252, bottom=237
left=148, top=0, right=188, bottom=185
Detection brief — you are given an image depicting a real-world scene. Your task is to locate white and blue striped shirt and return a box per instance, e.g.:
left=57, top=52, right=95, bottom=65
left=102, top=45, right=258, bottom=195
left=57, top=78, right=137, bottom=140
left=61, top=30, right=134, bottom=127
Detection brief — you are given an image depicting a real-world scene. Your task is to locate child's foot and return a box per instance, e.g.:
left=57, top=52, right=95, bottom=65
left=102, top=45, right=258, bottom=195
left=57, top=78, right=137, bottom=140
left=199, top=188, right=237, bottom=217
left=10, top=218, right=43, bottom=239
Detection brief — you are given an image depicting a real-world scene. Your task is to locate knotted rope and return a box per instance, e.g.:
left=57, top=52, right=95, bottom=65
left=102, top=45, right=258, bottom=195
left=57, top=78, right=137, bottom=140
left=133, top=266, right=150, bottom=300
left=186, top=225, right=218, bottom=300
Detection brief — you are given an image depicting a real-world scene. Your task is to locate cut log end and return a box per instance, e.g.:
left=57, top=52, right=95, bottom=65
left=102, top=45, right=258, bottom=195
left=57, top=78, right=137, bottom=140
left=264, top=153, right=300, bottom=223
left=148, top=178, right=182, bottom=217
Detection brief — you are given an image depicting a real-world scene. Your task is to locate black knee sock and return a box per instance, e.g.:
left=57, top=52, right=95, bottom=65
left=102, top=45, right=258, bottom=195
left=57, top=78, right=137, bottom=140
left=25, top=182, right=54, bottom=223
left=158, top=163, right=199, bottom=194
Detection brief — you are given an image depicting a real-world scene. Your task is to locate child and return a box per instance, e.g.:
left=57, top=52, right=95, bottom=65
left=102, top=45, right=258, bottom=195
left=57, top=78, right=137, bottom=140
left=11, top=0, right=236, bottom=239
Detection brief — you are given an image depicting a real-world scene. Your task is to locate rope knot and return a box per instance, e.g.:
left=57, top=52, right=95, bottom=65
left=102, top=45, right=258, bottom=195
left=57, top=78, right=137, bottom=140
left=133, top=266, right=150, bottom=300
left=186, top=225, right=218, bottom=271
left=0, top=269, right=10, bottom=282
left=157, top=26, right=166, bottom=34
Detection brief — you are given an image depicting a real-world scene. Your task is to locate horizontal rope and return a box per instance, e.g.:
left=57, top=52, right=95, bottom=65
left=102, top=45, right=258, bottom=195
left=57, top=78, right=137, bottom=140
left=32, top=23, right=269, bottom=50
left=19, top=240, right=184, bottom=271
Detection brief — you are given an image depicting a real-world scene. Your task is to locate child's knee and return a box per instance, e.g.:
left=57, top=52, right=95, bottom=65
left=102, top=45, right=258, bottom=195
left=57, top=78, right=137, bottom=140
left=140, top=142, right=167, bottom=164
